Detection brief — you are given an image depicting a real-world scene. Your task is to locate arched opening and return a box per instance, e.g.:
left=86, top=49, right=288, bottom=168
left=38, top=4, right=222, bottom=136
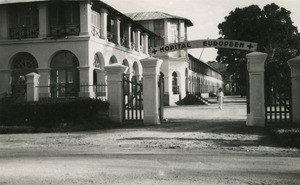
left=93, top=52, right=105, bottom=84
left=122, top=59, right=130, bottom=75
left=132, top=61, right=140, bottom=81
left=172, top=72, right=179, bottom=94
left=11, top=52, right=38, bottom=98
left=109, top=55, right=118, bottom=64
left=185, top=68, right=189, bottom=93
left=50, top=50, right=79, bottom=97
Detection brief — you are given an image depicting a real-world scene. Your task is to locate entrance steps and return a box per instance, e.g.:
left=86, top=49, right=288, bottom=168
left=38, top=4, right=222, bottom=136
left=195, top=95, right=210, bottom=105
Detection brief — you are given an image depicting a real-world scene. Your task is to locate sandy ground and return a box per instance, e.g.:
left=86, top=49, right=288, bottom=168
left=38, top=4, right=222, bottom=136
left=0, top=96, right=299, bottom=185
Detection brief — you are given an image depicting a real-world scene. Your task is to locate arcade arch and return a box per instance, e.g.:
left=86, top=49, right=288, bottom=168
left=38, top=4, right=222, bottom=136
left=93, top=52, right=105, bottom=85
left=50, top=50, right=79, bottom=97
left=10, top=52, right=38, bottom=97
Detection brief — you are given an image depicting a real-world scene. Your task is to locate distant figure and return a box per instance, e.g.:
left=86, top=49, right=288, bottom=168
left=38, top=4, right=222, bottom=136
left=216, top=88, right=224, bottom=109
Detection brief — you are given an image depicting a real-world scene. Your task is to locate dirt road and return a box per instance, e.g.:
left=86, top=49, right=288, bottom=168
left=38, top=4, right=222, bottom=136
left=0, top=96, right=299, bottom=184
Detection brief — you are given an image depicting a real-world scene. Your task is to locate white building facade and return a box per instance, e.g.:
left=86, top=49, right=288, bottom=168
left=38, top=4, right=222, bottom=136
left=0, top=0, right=224, bottom=106
left=0, top=0, right=159, bottom=99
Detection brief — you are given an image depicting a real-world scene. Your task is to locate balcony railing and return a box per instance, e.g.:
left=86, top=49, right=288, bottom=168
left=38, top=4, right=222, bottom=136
left=50, top=24, right=80, bottom=37
left=91, top=25, right=101, bottom=38
left=107, top=32, right=114, bottom=42
left=9, top=26, right=39, bottom=39
left=121, top=36, right=126, bottom=47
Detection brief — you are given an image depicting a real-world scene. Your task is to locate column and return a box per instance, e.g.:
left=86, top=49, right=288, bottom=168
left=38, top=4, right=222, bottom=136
left=104, top=64, right=128, bottom=123
left=38, top=3, right=49, bottom=38
left=100, top=9, right=108, bottom=40
left=140, top=57, right=163, bottom=125
left=0, top=6, right=8, bottom=39
left=124, top=23, right=131, bottom=48
left=26, top=72, right=40, bottom=102
left=135, top=29, right=141, bottom=52
left=0, top=70, right=11, bottom=95
left=140, top=34, right=144, bottom=53
left=114, top=17, right=121, bottom=45
left=143, top=33, right=149, bottom=54
left=246, top=52, right=267, bottom=127
left=287, top=56, right=300, bottom=125
left=79, top=1, right=92, bottom=36
left=78, top=66, right=94, bottom=98
left=37, top=68, right=51, bottom=98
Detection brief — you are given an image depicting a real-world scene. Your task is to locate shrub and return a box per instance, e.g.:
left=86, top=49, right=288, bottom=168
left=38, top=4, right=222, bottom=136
left=269, top=127, right=300, bottom=147
left=0, top=98, right=110, bottom=129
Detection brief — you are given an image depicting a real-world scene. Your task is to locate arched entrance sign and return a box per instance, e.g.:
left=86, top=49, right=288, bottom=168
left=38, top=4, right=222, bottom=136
left=150, top=39, right=258, bottom=56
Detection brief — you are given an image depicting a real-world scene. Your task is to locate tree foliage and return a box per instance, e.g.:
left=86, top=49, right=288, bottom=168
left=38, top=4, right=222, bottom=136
left=217, top=3, right=300, bottom=92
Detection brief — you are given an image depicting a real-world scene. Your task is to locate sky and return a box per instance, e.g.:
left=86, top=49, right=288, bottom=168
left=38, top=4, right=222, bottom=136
left=102, top=0, right=300, bottom=62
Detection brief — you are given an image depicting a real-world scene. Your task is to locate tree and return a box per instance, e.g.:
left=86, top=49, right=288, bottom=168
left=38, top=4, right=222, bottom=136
left=217, top=3, right=300, bottom=94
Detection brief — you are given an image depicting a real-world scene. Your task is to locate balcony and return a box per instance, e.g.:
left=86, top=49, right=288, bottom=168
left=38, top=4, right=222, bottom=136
left=9, top=26, right=39, bottom=40
left=50, top=24, right=80, bottom=37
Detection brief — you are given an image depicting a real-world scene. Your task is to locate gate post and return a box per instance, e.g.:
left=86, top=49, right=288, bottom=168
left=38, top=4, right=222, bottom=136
left=287, top=56, right=300, bottom=125
left=104, top=64, right=128, bottom=123
left=140, top=57, right=163, bottom=125
left=246, top=52, right=267, bottom=127
left=26, top=72, right=40, bottom=102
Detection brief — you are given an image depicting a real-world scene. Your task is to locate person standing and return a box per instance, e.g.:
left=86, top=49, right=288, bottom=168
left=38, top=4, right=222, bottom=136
left=216, top=88, right=224, bottom=109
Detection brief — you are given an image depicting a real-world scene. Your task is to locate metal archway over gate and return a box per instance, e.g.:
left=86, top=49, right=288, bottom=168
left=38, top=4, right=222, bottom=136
left=150, top=39, right=258, bottom=56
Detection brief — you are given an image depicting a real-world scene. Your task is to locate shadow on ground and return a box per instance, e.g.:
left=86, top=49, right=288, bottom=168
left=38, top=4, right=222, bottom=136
left=116, top=119, right=281, bottom=150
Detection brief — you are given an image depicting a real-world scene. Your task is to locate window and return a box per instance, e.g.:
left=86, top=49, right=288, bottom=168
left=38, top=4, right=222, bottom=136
left=49, top=2, right=80, bottom=25
left=91, top=10, right=100, bottom=28
left=172, top=72, right=179, bottom=94
left=9, top=3, right=38, bottom=28
left=153, top=20, right=164, bottom=46
left=169, top=20, right=179, bottom=43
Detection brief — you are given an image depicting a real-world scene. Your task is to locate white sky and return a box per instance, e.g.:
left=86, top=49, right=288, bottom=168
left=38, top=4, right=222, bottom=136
left=102, top=0, right=300, bottom=62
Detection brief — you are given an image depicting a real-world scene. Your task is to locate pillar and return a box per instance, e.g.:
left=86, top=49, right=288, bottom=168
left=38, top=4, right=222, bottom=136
left=0, top=69, right=11, bottom=95
left=37, top=68, right=51, bottom=98
left=100, top=9, right=108, bottom=40
left=246, top=52, right=267, bottom=127
left=143, top=33, right=149, bottom=55
left=287, top=56, right=300, bottom=125
left=79, top=1, right=92, bottom=36
left=140, top=57, right=163, bottom=125
left=26, top=72, right=40, bottom=102
left=38, top=3, right=49, bottom=38
left=140, top=34, right=144, bottom=53
left=0, top=5, right=8, bottom=39
left=78, top=66, right=94, bottom=98
left=125, top=23, right=131, bottom=48
left=114, top=17, right=121, bottom=45
left=135, top=29, right=141, bottom=52
left=104, top=64, right=128, bottom=123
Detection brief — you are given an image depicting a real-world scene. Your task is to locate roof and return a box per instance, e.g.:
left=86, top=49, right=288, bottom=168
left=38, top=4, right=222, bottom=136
left=126, top=11, right=193, bottom=27
left=0, top=0, right=161, bottom=38
left=188, top=54, right=223, bottom=76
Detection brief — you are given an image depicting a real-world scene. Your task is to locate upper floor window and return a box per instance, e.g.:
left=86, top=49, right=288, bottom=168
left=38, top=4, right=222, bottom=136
left=49, top=2, right=80, bottom=37
left=9, top=3, right=38, bottom=28
left=49, top=2, right=80, bottom=25
left=153, top=20, right=164, bottom=46
left=8, top=3, right=39, bottom=39
left=169, top=20, right=179, bottom=43
left=91, top=10, right=100, bottom=28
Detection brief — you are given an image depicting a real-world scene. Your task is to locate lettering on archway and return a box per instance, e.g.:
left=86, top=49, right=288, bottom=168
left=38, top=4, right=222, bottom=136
left=150, top=39, right=258, bottom=56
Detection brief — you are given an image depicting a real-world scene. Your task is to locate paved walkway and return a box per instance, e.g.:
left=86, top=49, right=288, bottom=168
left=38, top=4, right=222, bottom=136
left=164, top=95, right=247, bottom=120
